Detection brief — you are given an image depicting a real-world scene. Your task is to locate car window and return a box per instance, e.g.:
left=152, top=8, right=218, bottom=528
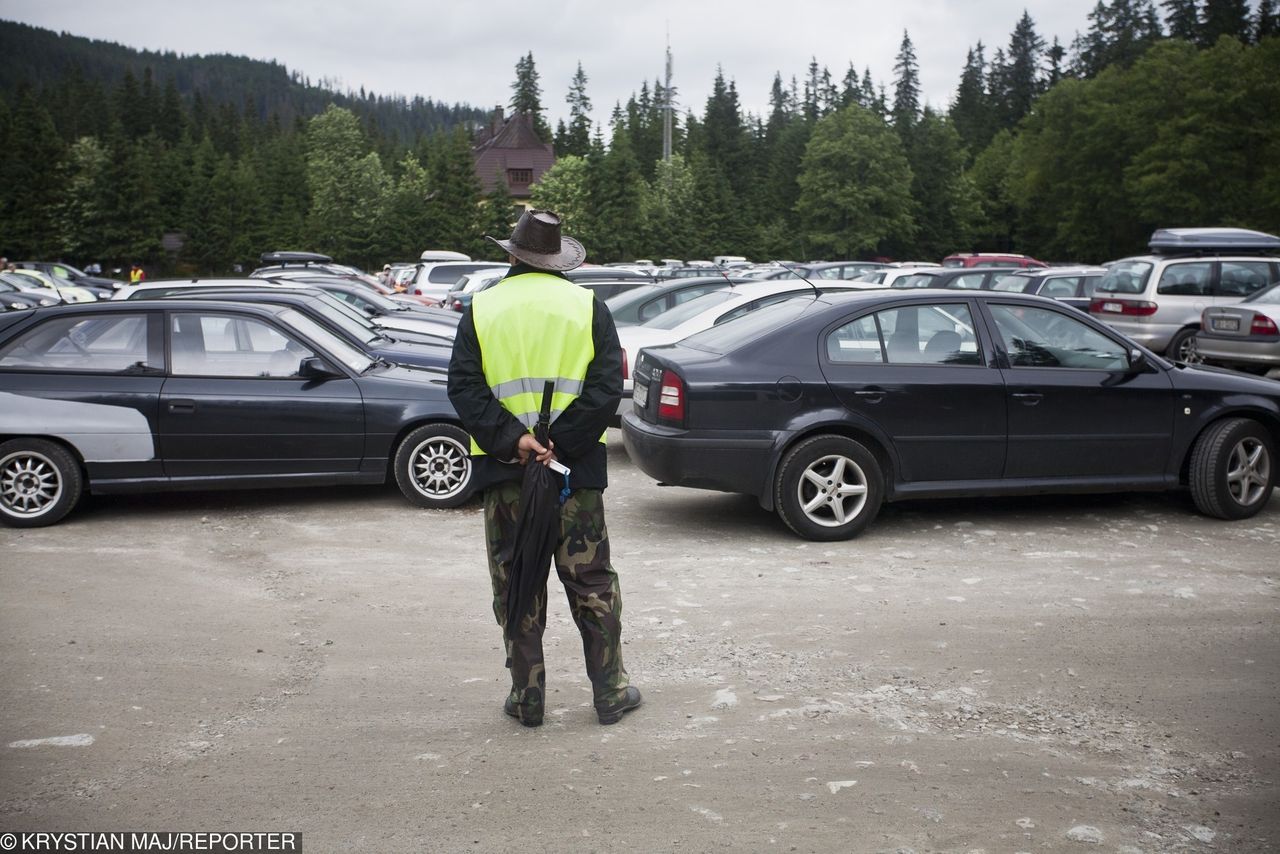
left=989, top=305, right=1127, bottom=370
left=717, top=291, right=807, bottom=324
left=817, top=267, right=843, bottom=280
left=948, top=273, right=987, bottom=290
left=1156, top=262, right=1212, bottom=296
left=990, top=275, right=1031, bottom=293
left=1039, top=276, right=1081, bottom=298
left=826, top=314, right=884, bottom=363
left=641, top=290, right=737, bottom=329
left=1081, top=275, right=1101, bottom=297
left=983, top=272, right=1024, bottom=291
left=0, top=314, right=153, bottom=372
left=873, top=303, right=981, bottom=365
left=171, top=313, right=317, bottom=378
left=1097, top=261, right=1153, bottom=294
left=1217, top=261, right=1277, bottom=298
left=672, top=284, right=722, bottom=305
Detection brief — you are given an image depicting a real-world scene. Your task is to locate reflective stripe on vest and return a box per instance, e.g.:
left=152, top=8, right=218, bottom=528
left=470, top=272, right=602, bottom=456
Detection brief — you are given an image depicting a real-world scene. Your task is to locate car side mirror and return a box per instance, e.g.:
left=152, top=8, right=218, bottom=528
left=1127, top=348, right=1152, bottom=373
left=299, top=356, right=341, bottom=379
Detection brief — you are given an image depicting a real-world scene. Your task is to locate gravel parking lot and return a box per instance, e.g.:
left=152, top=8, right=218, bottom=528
left=2, top=431, right=1278, bottom=852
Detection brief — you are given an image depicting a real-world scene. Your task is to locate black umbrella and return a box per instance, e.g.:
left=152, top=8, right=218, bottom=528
left=505, top=381, right=563, bottom=636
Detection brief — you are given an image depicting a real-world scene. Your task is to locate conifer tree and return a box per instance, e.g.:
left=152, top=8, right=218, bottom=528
left=1163, top=0, right=1201, bottom=40
left=949, top=43, right=994, bottom=155
left=1201, top=0, right=1252, bottom=43
left=562, top=62, right=593, bottom=157
left=509, top=52, right=552, bottom=142
left=1003, top=11, right=1047, bottom=126
left=1257, top=0, right=1280, bottom=39
left=892, top=31, right=921, bottom=133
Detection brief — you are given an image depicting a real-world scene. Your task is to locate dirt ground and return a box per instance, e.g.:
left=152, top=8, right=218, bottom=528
left=1, top=431, right=1277, bottom=852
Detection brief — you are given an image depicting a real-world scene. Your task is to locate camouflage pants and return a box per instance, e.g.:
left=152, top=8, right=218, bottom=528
left=484, top=482, right=630, bottom=720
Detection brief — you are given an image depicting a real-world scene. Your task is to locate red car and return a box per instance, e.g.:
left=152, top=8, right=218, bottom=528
left=942, top=252, right=1047, bottom=269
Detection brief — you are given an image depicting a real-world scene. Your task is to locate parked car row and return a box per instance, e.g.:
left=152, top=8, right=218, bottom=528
left=4, top=231, right=1277, bottom=539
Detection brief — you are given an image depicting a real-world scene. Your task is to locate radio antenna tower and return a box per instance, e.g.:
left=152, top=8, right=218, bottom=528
left=662, top=29, right=673, bottom=162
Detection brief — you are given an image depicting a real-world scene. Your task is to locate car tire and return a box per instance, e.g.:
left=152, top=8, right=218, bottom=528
left=393, top=423, right=474, bottom=509
left=0, top=438, right=84, bottom=528
left=1166, top=327, right=1202, bottom=364
left=1189, top=418, right=1275, bottom=520
left=774, top=434, right=883, bottom=541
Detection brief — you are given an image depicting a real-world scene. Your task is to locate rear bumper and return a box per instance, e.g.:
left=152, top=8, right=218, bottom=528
left=621, top=411, right=776, bottom=497
left=1195, top=334, right=1280, bottom=365
left=1091, top=317, right=1176, bottom=351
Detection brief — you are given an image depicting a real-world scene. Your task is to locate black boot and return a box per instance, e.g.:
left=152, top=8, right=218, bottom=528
left=595, top=686, right=643, bottom=725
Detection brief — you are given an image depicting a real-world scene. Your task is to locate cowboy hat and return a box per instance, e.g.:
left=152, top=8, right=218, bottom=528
left=486, top=209, right=585, bottom=272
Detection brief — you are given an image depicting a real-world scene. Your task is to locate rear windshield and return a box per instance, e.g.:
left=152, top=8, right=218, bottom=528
left=941, top=259, right=965, bottom=268
left=681, top=298, right=813, bottom=353
left=990, top=274, right=1034, bottom=292
left=1096, top=261, right=1153, bottom=294
left=640, top=290, right=737, bottom=329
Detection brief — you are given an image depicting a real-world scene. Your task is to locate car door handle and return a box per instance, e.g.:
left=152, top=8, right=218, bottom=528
left=167, top=399, right=196, bottom=414
left=854, top=387, right=886, bottom=403
left=1011, top=392, right=1043, bottom=405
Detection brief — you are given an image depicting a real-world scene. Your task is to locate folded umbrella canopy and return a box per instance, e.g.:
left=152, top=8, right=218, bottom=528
left=505, top=381, right=563, bottom=637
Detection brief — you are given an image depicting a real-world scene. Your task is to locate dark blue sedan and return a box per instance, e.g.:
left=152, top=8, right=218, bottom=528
left=623, top=289, right=1280, bottom=540
left=0, top=301, right=474, bottom=527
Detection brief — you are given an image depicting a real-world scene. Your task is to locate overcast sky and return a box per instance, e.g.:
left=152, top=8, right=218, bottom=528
left=7, top=1, right=1103, bottom=127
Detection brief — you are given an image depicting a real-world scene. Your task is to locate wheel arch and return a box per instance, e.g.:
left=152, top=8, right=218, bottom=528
left=1178, top=407, right=1280, bottom=486
left=759, top=419, right=897, bottom=512
left=0, top=433, right=90, bottom=483
left=383, top=416, right=470, bottom=481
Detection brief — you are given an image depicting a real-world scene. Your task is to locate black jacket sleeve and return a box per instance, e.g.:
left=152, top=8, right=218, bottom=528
left=447, top=308, right=527, bottom=460
left=548, top=298, right=623, bottom=459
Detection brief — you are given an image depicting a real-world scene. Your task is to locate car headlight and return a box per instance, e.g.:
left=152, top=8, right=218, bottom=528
left=10, top=302, right=30, bottom=309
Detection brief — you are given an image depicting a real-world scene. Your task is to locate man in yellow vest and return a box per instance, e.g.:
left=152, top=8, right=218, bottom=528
left=447, top=209, right=640, bottom=728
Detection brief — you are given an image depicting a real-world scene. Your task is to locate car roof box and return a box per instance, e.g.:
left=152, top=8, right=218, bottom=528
left=419, top=250, right=471, bottom=262
left=259, top=251, right=333, bottom=265
left=1149, top=227, right=1280, bottom=255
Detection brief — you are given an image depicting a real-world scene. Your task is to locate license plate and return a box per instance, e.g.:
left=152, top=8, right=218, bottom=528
left=634, top=381, right=649, bottom=409
left=1101, top=301, right=1123, bottom=313
left=1211, top=317, right=1240, bottom=332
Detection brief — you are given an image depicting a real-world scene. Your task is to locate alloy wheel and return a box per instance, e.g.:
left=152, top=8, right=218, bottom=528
left=409, top=434, right=471, bottom=500
left=1226, top=437, right=1270, bottom=507
left=795, top=453, right=869, bottom=528
left=0, top=450, right=64, bottom=519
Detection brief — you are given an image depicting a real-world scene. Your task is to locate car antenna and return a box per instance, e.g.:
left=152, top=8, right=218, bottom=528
left=777, top=262, right=822, bottom=297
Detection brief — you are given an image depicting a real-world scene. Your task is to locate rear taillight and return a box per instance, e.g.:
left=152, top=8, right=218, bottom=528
left=1090, top=297, right=1158, bottom=317
left=1251, top=314, right=1279, bottom=336
left=621, top=348, right=629, bottom=382
left=657, top=369, right=686, bottom=423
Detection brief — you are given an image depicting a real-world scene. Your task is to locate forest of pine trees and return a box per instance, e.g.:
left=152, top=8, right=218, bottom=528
left=1, top=3, right=1278, bottom=273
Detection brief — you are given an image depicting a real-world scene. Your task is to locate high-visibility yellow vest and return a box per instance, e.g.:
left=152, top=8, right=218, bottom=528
left=469, top=271, right=603, bottom=456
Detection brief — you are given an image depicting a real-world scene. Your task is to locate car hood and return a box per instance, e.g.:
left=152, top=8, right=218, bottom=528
left=1169, top=361, right=1280, bottom=396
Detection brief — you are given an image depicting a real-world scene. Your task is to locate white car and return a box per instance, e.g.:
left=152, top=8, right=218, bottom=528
left=616, top=280, right=852, bottom=414
left=853, top=266, right=941, bottom=287
left=408, top=261, right=508, bottom=304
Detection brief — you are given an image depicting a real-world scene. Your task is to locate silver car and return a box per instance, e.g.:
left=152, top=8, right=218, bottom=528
left=1090, top=229, right=1280, bottom=361
left=1197, top=283, right=1280, bottom=377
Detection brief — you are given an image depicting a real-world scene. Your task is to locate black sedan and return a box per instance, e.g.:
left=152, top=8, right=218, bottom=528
left=0, top=301, right=475, bottom=527
left=622, top=289, right=1280, bottom=540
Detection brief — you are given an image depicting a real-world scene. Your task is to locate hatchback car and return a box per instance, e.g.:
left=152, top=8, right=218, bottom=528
left=622, top=289, right=1280, bottom=540
left=0, top=301, right=475, bottom=528
left=1197, top=282, right=1280, bottom=377
left=604, top=277, right=746, bottom=327
left=1089, top=228, right=1280, bottom=362
left=987, top=266, right=1108, bottom=312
